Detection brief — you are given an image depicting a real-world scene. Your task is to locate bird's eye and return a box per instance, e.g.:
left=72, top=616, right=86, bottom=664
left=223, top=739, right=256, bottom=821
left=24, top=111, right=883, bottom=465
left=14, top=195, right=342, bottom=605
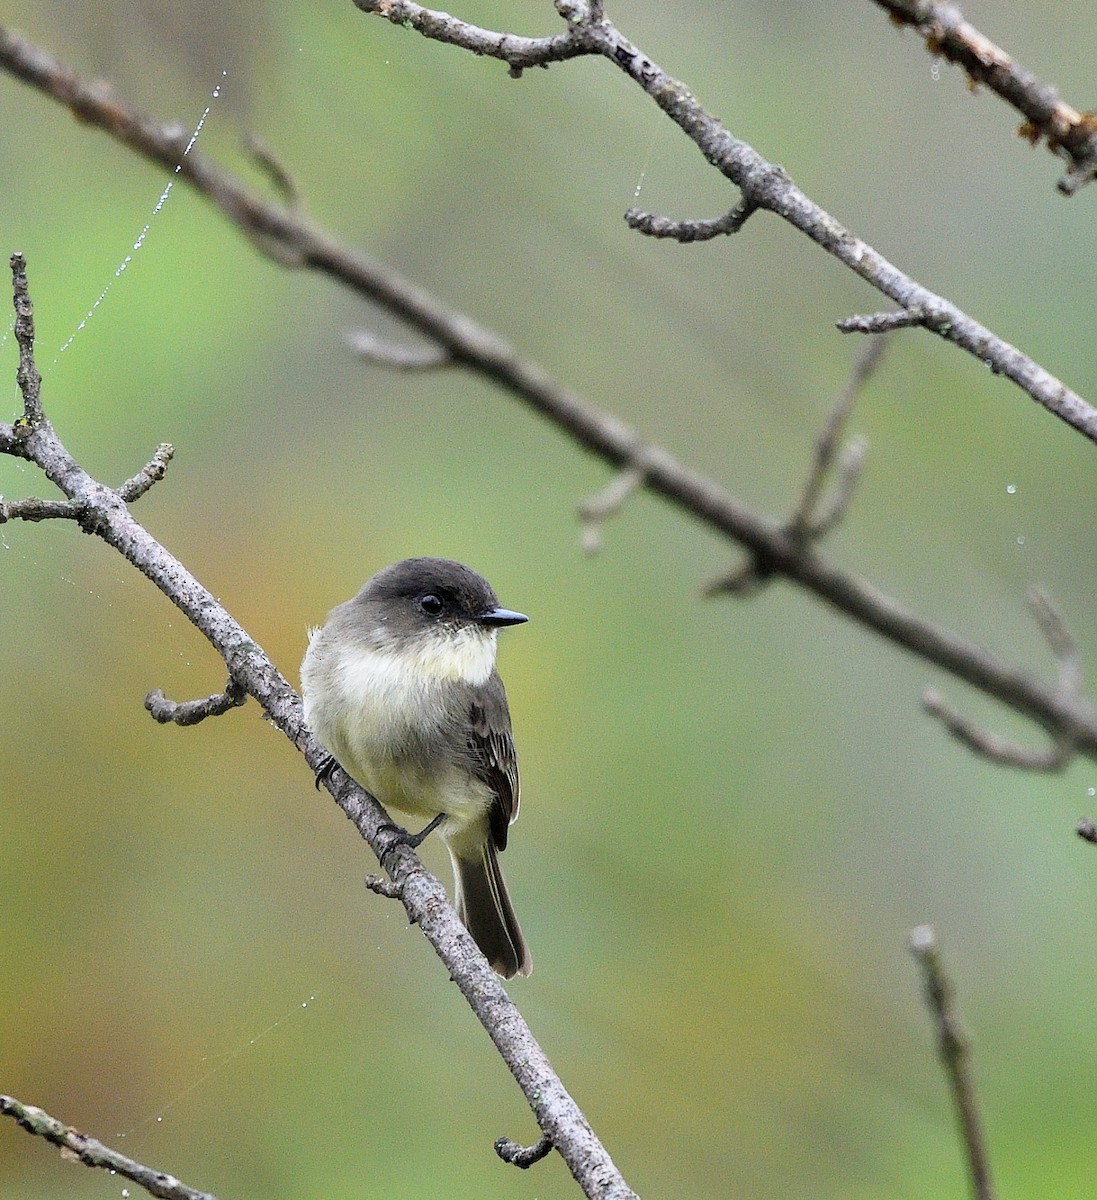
left=419, top=594, right=444, bottom=615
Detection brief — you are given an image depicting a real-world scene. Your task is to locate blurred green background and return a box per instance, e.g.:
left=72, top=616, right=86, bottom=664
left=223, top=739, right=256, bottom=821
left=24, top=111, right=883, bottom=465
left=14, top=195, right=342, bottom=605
left=3, top=2, right=1097, bottom=1197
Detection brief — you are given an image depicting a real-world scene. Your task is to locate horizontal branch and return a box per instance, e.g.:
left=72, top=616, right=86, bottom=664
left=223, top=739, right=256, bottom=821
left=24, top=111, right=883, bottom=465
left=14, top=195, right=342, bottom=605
left=872, top=0, right=1097, bottom=195
left=348, top=1, right=1097, bottom=445
left=0, top=1095, right=219, bottom=1200
left=145, top=678, right=248, bottom=725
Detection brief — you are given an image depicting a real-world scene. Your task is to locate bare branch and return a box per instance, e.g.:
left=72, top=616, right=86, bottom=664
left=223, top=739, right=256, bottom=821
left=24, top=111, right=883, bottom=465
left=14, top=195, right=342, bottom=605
left=244, top=133, right=303, bottom=209
left=349, top=1, right=594, bottom=75
left=2, top=49, right=1097, bottom=762
left=837, top=307, right=929, bottom=334
left=709, top=340, right=880, bottom=594
left=10, top=252, right=42, bottom=424
left=144, top=679, right=248, bottom=726
left=0, top=1095, right=220, bottom=1200
left=347, top=328, right=451, bottom=371
left=908, top=926, right=995, bottom=1200
left=117, top=443, right=175, bottom=502
left=343, top=8, right=1097, bottom=444
left=364, top=873, right=404, bottom=899
left=577, top=465, right=646, bottom=553
left=922, top=689, right=1073, bottom=771
left=623, top=198, right=758, bottom=242
left=872, top=0, right=1097, bottom=195
left=790, top=337, right=886, bottom=537
left=922, top=587, right=1085, bottom=770
left=808, top=435, right=869, bottom=539
left=495, top=1131, right=555, bottom=1169
left=2, top=25, right=1094, bottom=447
left=0, top=495, right=83, bottom=523
left=1027, top=585, right=1082, bottom=695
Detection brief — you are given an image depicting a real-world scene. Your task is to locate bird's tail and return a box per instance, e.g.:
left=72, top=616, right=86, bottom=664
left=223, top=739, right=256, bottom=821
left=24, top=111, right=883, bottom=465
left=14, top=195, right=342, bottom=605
left=449, top=836, right=532, bottom=979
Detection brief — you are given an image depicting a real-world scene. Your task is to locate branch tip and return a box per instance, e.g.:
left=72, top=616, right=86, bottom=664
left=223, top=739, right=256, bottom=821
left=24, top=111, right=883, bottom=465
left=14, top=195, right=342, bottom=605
left=347, top=329, right=451, bottom=371
left=874, top=0, right=1097, bottom=196
left=922, top=687, right=1073, bottom=771
left=10, top=251, right=43, bottom=424
left=145, top=679, right=247, bottom=726
left=837, top=306, right=927, bottom=334
left=624, top=197, right=757, bottom=243
left=0, top=495, right=83, bottom=524
left=1076, top=817, right=1097, bottom=844
left=1, top=1094, right=219, bottom=1200
left=495, top=1131, right=554, bottom=1168
left=907, top=925, right=995, bottom=1200
left=244, top=133, right=302, bottom=208
left=365, top=873, right=403, bottom=900
left=118, top=443, right=175, bottom=502
left=577, top=464, right=645, bottom=553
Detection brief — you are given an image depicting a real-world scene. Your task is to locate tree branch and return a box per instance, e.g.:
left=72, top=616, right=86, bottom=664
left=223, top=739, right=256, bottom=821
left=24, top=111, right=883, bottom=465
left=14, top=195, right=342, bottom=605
left=922, top=587, right=1084, bottom=772
left=145, top=678, right=248, bottom=726
left=2, top=255, right=637, bottom=1200
left=0, top=1095, right=219, bottom=1200
left=346, top=2, right=1097, bottom=445
left=871, top=0, right=1097, bottom=195
left=1, top=33, right=1090, bottom=765
left=909, top=926, right=995, bottom=1200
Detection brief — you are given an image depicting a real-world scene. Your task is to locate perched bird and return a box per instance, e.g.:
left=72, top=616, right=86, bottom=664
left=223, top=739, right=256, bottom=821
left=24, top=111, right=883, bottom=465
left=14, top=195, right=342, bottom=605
left=301, top=557, right=532, bottom=978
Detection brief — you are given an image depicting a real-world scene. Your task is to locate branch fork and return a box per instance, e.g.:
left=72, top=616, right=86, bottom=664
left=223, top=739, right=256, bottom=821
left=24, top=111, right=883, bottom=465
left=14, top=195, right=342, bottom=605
left=707, top=340, right=881, bottom=596
left=923, top=586, right=1086, bottom=772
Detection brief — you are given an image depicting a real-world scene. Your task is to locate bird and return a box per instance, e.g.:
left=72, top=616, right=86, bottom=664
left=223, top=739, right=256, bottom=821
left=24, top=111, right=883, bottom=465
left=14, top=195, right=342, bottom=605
left=301, top=557, right=532, bottom=978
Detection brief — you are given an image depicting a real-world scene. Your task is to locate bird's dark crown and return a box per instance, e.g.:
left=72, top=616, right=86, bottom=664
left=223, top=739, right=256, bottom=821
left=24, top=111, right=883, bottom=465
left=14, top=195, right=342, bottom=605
left=359, top=557, right=500, bottom=621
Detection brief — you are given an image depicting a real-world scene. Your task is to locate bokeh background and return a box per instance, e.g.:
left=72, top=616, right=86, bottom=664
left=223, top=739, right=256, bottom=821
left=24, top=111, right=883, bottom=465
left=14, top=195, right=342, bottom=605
left=3, top=2, right=1097, bottom=1197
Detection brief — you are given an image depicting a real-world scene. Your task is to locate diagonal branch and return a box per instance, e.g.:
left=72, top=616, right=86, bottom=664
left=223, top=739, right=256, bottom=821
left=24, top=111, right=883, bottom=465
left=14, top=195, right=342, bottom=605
left=2, top=256, right=637, bottom=1200
left=348, top=1, right=1097, bottom=445
left=872, top=0, right=1097, bottom=195
left=0, top=1095, right=219, bottom=1200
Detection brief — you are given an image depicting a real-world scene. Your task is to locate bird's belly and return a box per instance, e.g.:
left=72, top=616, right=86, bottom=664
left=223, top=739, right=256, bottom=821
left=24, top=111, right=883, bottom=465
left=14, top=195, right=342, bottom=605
left=350, top=753, right=491, bottom=829
left=311, top=661, right=491, bottom=831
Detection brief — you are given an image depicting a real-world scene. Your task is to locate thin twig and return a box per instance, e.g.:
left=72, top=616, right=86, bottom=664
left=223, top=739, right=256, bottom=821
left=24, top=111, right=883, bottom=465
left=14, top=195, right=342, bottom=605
left=837, top=307, right=929, bottom=334
left=922, top=587, right=1084, bottom=771
left=244, top=133, right=303, bottom=208
left=872, top=0, right=1097, bottom=194
left=0, top=495, right=83, bottom=523
left=808, top=436, right=868, bottom=540
left=10, top=251, right=42, bottom=424
left=347, top=329, right=451, bottom=371
left=623, top=198, right=758, bottom=242
left=495, top=1131, right=555, bottom=1168
left=364, top=873, right=404, bottom=899
left=144, top=678, right=248, bottom=726
left=908, top=926, right=995, bottom=1200
left=708, top=340, right=880, bottom=593
left=790, top=337, right=886, bottom=536
left=117, top=443, right=175, bottom=502
left=922, top=690, right=1073, bottom=771
left=0, top=1095, right=220, bottom=1200
left=577, top=464, right=646, bottom=553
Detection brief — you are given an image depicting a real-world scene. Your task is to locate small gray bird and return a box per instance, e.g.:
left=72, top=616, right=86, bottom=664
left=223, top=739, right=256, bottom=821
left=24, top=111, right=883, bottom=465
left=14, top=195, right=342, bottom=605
left=301, top=557, right=532, bottom=978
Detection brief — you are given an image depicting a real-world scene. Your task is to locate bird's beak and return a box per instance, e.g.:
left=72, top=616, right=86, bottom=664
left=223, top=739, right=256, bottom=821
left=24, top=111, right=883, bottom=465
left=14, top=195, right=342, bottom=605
left=476, top=606, right=529, bottom=628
